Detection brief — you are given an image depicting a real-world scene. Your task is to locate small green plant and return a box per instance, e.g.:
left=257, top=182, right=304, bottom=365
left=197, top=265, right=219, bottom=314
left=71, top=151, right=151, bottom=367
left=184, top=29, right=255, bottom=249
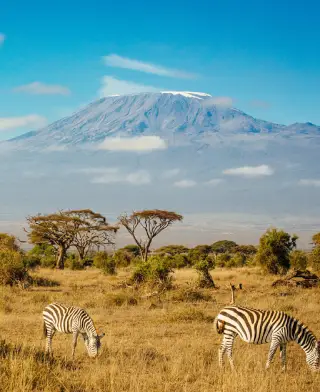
left=194, top=255, right=215, bottom=288
left=131, top=255, right=173, bottom=288
left=65, top=253, right=85, bottom=270
left=0, top=250, right=29, bottom=286
left=290, top=250, right=308, bottom=271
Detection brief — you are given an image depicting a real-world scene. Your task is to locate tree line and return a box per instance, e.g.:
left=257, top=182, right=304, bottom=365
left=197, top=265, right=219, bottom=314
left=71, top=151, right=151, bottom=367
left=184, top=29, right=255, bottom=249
left=0, top=208, right=319, bottom=289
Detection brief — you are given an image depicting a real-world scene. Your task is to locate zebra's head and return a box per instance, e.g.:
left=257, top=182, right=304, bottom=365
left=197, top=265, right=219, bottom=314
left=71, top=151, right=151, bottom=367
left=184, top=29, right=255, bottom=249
left=83, top=332, right=105, bottom=358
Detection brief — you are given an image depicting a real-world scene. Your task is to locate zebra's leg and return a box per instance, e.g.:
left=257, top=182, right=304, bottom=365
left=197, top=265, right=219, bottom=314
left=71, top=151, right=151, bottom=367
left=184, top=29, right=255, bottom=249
left=279, top=343, right=287, bottom=371
left=45, top=325, right=55, bottom=356
left=219, top=333, right=236, bottom=370
left=72, top=330, right=79, bottom=359
left=218, top=339, right=227, bottom=368
left=266, top=338, right=281, bottom=369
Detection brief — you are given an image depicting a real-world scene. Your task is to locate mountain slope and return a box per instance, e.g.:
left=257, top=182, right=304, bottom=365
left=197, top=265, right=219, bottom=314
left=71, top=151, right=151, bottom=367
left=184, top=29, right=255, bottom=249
left=4, top=91, right=320, bottom=151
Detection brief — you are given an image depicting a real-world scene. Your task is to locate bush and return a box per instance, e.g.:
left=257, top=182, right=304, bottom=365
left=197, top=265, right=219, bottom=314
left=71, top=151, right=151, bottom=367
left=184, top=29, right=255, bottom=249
left=290, top=250, right=308, bottom=271
left=65, top=254, right=85, bottom=270
left=27, top=244, right=56, bottom=269
left=170, top=253, right=191, bottom=268
left=0, top=250, right=29, bottom=286
left=93, top=251, right=117, bottom=275
left=188, top=245, right=212, bottom=265
left=308, top=247, right=320, bottom=273
left=256, top=228, right=298, bottom=275
left=226, top=253, right=246, bottom=268
left=215, top=253, right=231, bottom=268
left=0, top=233, right=20, bottom=252
left=194, top=256, right=215, bottom=288
left=113, top=249, right=134, bottom=268
left=131, top=255, right=173, bottom=288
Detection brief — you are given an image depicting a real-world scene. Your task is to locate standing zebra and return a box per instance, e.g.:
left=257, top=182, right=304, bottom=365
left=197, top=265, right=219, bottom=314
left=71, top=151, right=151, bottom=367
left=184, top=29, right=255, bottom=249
left=43, top=302, right=105, bottom=358
left=215, top=305, right=320, bottom=371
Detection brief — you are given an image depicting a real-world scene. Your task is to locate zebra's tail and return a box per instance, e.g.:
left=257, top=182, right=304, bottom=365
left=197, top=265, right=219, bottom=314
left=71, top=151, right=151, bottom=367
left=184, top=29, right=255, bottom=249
left=43, top=321, right=47, bottom=338
left=215, top=316, right=225, bottom=334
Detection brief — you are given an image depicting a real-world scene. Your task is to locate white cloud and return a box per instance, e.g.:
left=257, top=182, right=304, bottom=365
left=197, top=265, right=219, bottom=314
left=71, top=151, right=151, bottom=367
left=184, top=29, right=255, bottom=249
left=298, top=179, right=320, bottom=187
left=202, top=96, right=233, bottom=108
left=44, top=145, right=67, bottom=152
left=98, top=135, right=167, bottom=152
left=174, top=179, right=197, bottom=188
left=13, top=82, right=71, bottom=95
left=92, top=169, right=151, bottom=185
left=0, top=115, right=47, bottom=132
left=103, top=54, right=196, bottom=79
left=162, top=168, right=180, bottom=178
left=223, top=164, right=274, bottom=178
left=204, top=178, right=224, bottom=186
left=0, top=33, right=5, bottom=46
left=99, top=76, right=160, bottom=97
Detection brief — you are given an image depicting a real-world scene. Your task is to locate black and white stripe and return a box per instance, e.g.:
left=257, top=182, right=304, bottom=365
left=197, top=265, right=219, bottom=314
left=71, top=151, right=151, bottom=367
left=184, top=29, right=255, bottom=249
left=216, top=305, right=320, bottom=371
left=43, top=302, right=105, bottom=358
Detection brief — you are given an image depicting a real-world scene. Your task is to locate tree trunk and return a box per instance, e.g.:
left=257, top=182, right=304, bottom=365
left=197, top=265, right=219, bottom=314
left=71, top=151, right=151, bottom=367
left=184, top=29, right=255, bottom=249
left=56, top=245, right=66, bottom=269
left=78, top=247, right=85, bottom=261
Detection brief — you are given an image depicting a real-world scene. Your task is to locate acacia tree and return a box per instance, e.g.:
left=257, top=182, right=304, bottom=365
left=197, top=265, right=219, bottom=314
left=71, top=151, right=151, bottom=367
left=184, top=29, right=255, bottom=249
left=64, top=209, right=118, bottom=260
left=26, top=212, right=79, bottom=269
left=256, top=228, right=298, bottom=275
left=309, top=232, right=320, bottom=272
left=118, top=209, right=183, bottom=262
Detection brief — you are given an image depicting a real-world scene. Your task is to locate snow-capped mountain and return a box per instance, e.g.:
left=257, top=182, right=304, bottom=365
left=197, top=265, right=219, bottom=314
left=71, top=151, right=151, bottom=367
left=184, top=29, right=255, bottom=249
left=6, top=92, right=320, bottom=150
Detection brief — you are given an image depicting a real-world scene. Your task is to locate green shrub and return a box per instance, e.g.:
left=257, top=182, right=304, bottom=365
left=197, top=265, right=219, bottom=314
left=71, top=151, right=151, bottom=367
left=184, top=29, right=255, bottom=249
left=215, top=253, right=231, bottom=267
left=65, top=254, right=85, bottom=270
left=170, top=253, right=191, bottom=268
left=0, top=250, right=29, bottom=286
left=113, top=249, right=134, bottom=267
left=93, top=251, right=117, bottom=275
left=308, top=247, right=320, bottom=273
left=131, top=255, right=173, bottom=288
left=226, top=253, right=246, bottom=268
left=256, top=228, right=298, bottom=275
left=27, top=244, right=56, bottom=269
left=290, top=250, right=308, bottom=271
left=194, top=256, right=215, bottom=288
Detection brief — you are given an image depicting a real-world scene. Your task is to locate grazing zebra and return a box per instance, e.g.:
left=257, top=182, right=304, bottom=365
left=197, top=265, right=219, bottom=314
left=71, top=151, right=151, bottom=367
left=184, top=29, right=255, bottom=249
left=215, top=305, right=320, bottom=371
left=43, top=302, right=105, bottom=358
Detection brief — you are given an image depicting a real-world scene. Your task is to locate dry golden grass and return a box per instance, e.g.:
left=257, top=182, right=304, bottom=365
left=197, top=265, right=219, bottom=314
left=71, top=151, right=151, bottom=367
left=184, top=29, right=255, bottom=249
left=0, top=267, right=319, bottom=392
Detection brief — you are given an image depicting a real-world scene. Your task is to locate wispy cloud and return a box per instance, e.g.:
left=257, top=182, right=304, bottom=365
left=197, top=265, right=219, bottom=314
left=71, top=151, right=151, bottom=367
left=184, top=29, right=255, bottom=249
left=100, top=76, right=160, bottom=97
left=44, top=145, right=67, bottom=152
left=298, top=179, right=320, bottom=187
left=204, top=178, right=224, bottom=186
left=0, top=115, right=47, bottom=132
left=91, top=168, right=151, bottom=185
left=103, top=54, right=196, bottom=79
left=162, top=168, right=180, bottom=178
left=13, top=82, right=71, bottom=95
left=98, top=135, right=167, bottom=152
left=0, top=33, right=5, bottom=46
left=223, top=164, right=274, bottom=178
left=202, top=96, right=233, bottom=108
left=174, top=179, right=197, bottom=188
left=250, top=100, right=271, bottom=109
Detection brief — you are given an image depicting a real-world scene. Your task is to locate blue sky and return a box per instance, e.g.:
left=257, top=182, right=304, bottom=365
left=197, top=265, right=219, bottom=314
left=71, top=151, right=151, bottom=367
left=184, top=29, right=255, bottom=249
left=1, top=0, right=320, bottom=140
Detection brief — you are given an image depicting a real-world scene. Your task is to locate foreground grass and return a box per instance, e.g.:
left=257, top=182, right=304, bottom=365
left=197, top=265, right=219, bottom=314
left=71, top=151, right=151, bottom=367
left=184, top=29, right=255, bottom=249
left=0, top=267, right=319, bottom=391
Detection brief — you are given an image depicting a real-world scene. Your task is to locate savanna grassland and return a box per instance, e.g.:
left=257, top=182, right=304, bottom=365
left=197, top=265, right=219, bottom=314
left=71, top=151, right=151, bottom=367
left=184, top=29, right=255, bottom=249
left=0, top=267, right=319, bottom=392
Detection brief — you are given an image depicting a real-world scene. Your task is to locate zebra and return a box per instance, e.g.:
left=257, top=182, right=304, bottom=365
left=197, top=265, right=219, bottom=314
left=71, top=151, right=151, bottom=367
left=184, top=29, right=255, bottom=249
left=43, top=302, right=105, bottom=358
left=215, top=305, right=320, bottom=371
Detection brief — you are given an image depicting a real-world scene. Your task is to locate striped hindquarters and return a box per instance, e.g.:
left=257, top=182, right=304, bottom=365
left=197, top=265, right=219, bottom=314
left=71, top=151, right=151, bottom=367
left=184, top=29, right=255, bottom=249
left=217, top=305, right=291, bottom=344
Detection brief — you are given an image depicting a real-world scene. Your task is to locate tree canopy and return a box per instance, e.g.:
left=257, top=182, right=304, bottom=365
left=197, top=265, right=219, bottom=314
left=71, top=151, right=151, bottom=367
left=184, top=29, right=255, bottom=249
left=26, top=209, right=117, bottom=269
left=118, top=209, right=183, bottom=262
left=256, top=228, right=298, bottom=275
